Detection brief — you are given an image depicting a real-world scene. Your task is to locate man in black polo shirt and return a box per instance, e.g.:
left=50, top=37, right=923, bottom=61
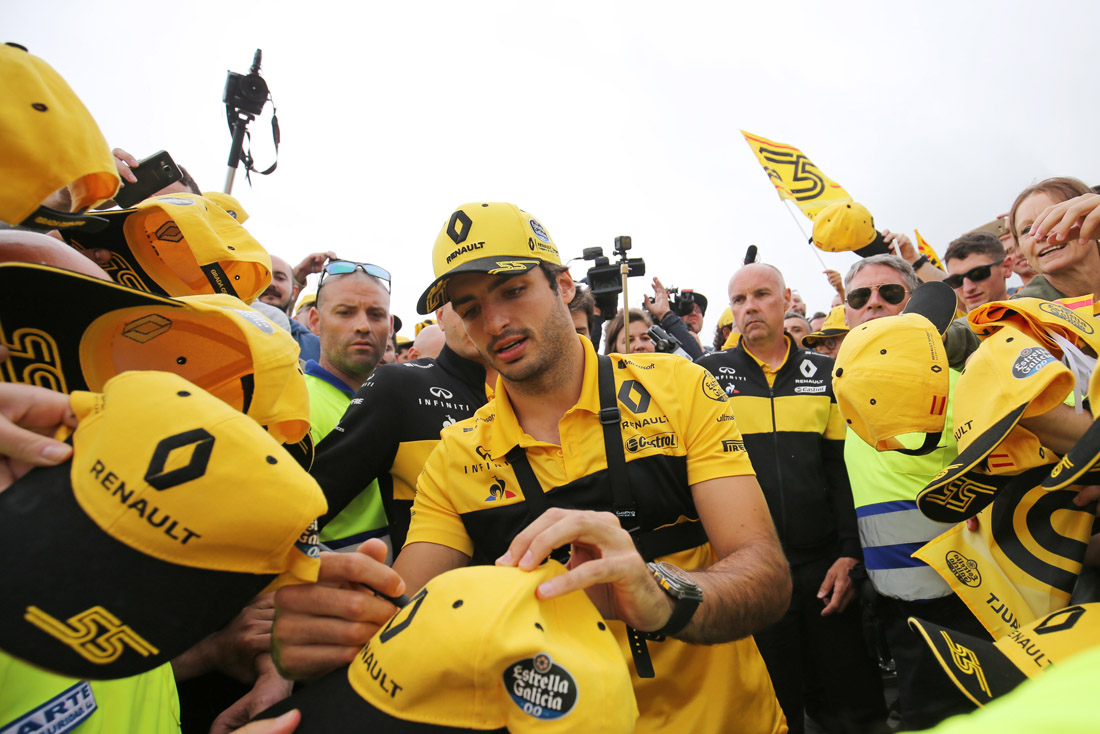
left=697, top=263, right=889, bottom=734
left=309, top=304, right=494, bottom=553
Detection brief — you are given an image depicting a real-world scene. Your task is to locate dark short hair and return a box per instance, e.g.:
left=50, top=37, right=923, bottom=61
left=809, top=311, right=827, bottom=321
left=944, top=231, right=1005, bottom=265
left=178, top=165, right=201, bottom=195
left=538, top=261, right=569, bottom=293
left=568, top=284, right=597, bottom=335
left=1008, top=176, right=1092, bottom=243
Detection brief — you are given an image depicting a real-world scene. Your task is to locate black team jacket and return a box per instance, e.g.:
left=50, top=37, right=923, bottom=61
left=696, top=337, right=860, bottom=566
left=310, top=344, right=489, bottom=551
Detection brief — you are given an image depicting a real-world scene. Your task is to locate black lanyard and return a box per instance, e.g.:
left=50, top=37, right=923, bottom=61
left=502, top=354, right=664, bottom=677
left=505, top=354, right=637, bottom=529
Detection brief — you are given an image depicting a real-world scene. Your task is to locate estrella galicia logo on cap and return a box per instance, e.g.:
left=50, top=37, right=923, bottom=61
left=1011, top=346, right=1057, bottom=379
left=505, top=653, right=578, bottom=720
left=529, top=219, right=550, bottom=243
left=945, top=550, right=982, bottom=588
left=145, top=428, right=215, bottom=490
left=1038, top=301, right=1095, bottom=334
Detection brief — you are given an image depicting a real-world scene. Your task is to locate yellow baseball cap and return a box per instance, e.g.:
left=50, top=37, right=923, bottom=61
left=833, top=314, right=949, bottom=453
left=254, top=561, right=638, bottom=733
left=0, top=43, right=120, bottom=230
left=802, top=305, right=848, bottom=347
left=717, top=306, right=734, bottom=329
left=294, top=292, right=316, bottom=316
left=917, top=326, right=1069, bottom=522
left=0, top=263, right=310, bottom=448
left=909, top=602, right=1100, bottom=707
left=833, top=281, right=958, bottom=453
left=0, top=370, right=326, bottom=680
left=417, top=202, right=561, bottom=314
left=812, top=202, right=881, bottom=254
left=62, top=193, right=272, bottom=302
left=968, top=297, right=1100, bottom=358
left=199, top=191, right=249, bottom=223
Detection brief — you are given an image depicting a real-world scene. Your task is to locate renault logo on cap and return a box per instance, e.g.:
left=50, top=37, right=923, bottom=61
left=447, top=210, right=472, bottom=245
left=123, top=314, right=173, bottom=344
left=145, top=428, right=215, bottom=490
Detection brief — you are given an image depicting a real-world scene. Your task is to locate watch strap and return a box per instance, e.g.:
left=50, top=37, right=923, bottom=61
left=651, top=594, right=700, bottom=637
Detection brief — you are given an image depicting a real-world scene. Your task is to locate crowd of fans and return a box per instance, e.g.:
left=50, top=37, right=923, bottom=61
left=4, top=42, right=1100, bottom=734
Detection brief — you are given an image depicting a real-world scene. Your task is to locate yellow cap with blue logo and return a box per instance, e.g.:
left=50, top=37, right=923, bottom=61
left=417, top=203, right=561, bottom=314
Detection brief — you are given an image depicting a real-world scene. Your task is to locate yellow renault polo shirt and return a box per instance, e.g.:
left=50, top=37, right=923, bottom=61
left=408, top=336, right=786, bottom=734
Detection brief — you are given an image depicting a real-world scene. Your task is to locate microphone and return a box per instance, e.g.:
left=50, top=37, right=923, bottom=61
left=744, top=245, right=758, bottom=264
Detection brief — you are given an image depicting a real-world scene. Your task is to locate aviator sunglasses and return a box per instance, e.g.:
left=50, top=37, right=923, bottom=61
left=845, top=283, right=907, bottom=310
left=942, top=258, right=1004, bottom=290
left=317, top=260, right=392, bottom=291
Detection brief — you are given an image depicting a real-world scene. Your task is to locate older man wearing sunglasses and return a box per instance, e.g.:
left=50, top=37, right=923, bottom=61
left=942, top=231, right=1009, bottom=312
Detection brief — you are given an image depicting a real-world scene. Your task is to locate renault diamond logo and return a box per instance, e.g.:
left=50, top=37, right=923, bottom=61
left=145, top=429, right=215, bottom=490
left=617, top=380, right=651, bottom=413
left=800, top=360, right=817, bottom=378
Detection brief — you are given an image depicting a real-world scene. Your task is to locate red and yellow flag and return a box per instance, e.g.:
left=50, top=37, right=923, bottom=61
left=741, top=130, right=852, bottom=219
left=915, top=229, right=945, bottom=271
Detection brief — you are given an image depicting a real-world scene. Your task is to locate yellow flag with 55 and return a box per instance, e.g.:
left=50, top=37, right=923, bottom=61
left=741, top=130, right=852, bottom=219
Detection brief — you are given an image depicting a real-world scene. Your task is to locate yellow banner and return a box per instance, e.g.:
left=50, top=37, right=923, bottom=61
left=914, top=482, right=1093, bottom=638
left=741, top=130, right=852, bottom=219
left=915, top=229, right=945, bottom=270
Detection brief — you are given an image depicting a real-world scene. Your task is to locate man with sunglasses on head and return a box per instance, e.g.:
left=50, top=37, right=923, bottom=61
left=301, top=259, right=396, bottom=558
left=841, top=254, right=986, bottom=730
left=942, top=231, right=1009, bottom=312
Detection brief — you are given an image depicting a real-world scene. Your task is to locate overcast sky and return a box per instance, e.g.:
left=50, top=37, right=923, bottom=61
left=10, top=1, right=1099, bottom=338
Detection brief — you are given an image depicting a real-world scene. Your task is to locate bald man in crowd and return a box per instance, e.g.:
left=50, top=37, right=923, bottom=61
left=697, top=263, right=887, bottom=734
left=405, top=323, right=445, bottom=361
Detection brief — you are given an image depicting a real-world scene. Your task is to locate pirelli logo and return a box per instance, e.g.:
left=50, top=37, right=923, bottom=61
left=25, top=605, right=159, bottom=665
left=722, top=439, right=746, bottom=453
